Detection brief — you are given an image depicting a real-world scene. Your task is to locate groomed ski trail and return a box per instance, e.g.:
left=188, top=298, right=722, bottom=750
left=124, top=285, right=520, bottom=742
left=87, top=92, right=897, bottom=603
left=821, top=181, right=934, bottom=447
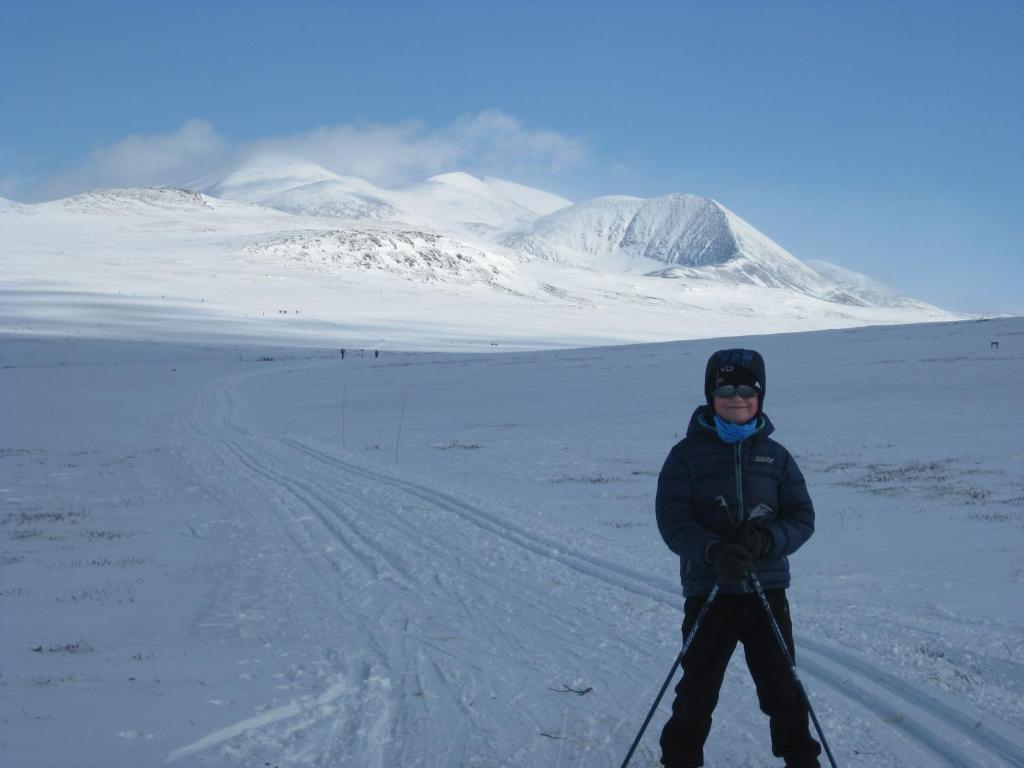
left=180, top=381, right=676, bottom=766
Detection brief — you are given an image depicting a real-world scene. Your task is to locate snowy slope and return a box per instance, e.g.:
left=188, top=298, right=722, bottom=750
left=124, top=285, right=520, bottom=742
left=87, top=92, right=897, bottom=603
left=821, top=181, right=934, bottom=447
left=804, top=259, right=926, bottom=308
left=241, top=228, right=519, bottom=285
left=192, top=158, right=344, bottom=203
left=258, top=178, right=408, bottom=222
left=394, top=171, right=548, bottom=233
left=715, top=202, right=838, bottom=293
left=24, top=186, right=293, bottom=225
left=197, top=158, right=571, bottom=235
left=52, top=187, right=218, bottom=215
left=479, top=175, right=572, bottom=216
left=506, top=193, right=857, bottom=300
left=622, top=193, right=738, bottom=265
left=502, top=195, right=645, bottom=264
left=3, top=317, right=1023, bottom=767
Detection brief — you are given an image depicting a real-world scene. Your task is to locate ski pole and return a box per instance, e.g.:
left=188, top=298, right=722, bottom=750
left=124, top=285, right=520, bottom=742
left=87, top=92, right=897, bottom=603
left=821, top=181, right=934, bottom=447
left=747, top=573, right=839, bottom=768
left=618, top=582, right=721, bottom=768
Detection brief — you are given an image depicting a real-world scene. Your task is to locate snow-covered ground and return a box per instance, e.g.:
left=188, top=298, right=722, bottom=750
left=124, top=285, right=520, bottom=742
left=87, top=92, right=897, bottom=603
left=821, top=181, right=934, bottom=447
left=2, top=316, right=1023, bottom=767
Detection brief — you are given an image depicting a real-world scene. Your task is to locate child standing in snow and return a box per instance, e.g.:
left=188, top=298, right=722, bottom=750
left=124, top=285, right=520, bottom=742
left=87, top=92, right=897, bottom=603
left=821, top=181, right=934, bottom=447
left=655, top=349, right=821, bottom=768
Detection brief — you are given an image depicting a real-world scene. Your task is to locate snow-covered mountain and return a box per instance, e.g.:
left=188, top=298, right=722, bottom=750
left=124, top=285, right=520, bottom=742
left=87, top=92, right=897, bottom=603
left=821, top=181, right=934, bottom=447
left=186, top=158, right=943, bottom=311
left=503, top=192, right=864, bottom=302
left=195, top=159, right=572, bottom=235
left=0, top=158, right=962, bottom=348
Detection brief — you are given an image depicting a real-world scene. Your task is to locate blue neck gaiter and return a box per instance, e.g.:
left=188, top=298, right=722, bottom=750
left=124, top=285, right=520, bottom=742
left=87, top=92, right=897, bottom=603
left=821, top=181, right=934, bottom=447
left=713, top=414, right=758, bottom=444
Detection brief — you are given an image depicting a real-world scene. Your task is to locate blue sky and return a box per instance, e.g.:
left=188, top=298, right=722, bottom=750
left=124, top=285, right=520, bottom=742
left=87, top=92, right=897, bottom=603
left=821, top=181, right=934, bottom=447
left=2, top=0, right=1021, bottom=314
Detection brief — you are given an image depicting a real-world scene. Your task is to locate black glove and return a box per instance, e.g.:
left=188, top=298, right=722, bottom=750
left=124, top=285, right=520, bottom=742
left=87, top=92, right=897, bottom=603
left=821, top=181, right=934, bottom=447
left=732, top=520, right=772, bottom=560
left=709, top=540, right=753, bottom=581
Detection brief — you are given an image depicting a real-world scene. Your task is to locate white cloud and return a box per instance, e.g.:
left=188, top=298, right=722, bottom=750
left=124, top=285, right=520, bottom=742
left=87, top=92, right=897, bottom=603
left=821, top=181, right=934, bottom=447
left=241, top=110, right=587, bottom=186
left=30, top=120, right=229, bottom=201
left=15, top=112, right=588, bottom=201
left=244, top=119, right=460, bottom=186
left=440, top=111, right=586, bottom=175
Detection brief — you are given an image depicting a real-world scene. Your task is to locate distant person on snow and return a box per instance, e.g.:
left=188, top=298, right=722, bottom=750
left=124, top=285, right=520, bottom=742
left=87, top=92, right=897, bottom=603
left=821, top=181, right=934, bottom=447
left=655, top=349, right=821, bottom=768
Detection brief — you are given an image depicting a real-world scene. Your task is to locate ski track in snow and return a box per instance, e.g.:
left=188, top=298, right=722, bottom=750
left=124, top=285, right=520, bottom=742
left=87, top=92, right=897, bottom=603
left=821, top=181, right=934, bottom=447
left=186, top=382, right=667, bottom=766
left=165, top=364, right=1024, bottom=768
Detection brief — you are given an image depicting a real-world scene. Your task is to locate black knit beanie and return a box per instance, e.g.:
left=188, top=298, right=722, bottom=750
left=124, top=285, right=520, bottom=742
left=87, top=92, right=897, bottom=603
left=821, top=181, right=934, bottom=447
left=704, top=349, right=767, bottom=415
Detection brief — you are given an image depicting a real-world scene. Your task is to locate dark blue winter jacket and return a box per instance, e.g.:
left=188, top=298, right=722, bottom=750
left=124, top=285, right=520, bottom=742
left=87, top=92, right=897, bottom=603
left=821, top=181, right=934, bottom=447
left=656, top=406, right=815, bottom=597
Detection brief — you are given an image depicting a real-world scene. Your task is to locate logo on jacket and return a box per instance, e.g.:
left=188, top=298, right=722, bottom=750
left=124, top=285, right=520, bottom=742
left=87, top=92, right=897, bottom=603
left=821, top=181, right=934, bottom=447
left=754, top=455, right=774, bottom=464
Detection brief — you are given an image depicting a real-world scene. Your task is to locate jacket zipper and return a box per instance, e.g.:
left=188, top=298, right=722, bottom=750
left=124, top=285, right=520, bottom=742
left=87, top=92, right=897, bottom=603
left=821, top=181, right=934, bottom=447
left=734, top=441, right=745, bottom=525
left=734, top=440, right=750, bottom=592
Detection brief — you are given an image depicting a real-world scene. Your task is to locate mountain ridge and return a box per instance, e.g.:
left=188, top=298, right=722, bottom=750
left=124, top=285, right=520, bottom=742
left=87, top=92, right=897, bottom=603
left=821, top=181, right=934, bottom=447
left=0, top=157, right=959, bottom=349
left=181, top=156, right=936, bottom=314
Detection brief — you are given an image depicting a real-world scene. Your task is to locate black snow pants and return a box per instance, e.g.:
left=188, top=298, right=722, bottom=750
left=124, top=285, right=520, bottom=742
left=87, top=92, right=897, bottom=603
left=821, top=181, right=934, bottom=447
left=659, top=589, right=821, bottom=768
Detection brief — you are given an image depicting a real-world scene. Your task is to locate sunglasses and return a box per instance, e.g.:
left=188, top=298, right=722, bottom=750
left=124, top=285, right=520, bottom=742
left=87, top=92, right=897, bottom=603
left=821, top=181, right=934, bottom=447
left=712, top=384, right=759, bottom=399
